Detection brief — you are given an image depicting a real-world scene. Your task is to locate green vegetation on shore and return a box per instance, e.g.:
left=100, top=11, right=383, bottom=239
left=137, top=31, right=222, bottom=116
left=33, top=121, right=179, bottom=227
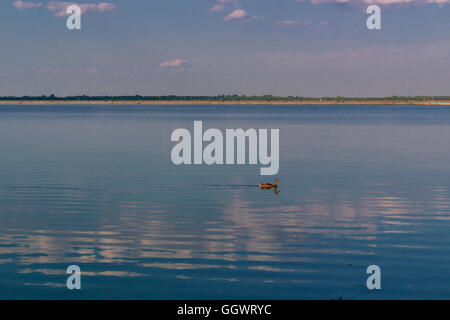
left=1, top=95, right=449, bottom=102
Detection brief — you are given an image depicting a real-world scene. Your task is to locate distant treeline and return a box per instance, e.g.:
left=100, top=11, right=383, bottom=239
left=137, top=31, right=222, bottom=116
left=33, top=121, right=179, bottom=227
left=0, top=95, right=449, bottom=101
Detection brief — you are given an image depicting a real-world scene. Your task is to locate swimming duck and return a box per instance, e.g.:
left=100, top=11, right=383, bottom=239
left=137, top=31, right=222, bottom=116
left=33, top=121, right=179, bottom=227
left=258, top=179, right=279, bottom=189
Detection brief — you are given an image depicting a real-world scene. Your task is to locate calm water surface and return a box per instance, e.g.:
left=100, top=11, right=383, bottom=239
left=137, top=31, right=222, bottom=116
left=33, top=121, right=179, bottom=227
left=0, top=104, right=449, bottom=299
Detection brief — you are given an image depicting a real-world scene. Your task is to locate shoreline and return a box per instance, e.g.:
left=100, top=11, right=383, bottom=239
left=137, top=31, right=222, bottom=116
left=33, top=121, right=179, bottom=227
left=1, top=100, right=450, bottom=106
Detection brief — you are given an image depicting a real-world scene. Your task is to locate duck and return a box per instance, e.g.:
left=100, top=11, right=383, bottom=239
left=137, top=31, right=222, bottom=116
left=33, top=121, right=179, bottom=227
left=258, top=179, right=279, bottom=189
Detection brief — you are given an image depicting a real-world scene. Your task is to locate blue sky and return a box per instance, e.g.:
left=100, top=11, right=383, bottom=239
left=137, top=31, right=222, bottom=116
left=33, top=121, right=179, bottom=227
left=1, top=0, right=449, bottom=97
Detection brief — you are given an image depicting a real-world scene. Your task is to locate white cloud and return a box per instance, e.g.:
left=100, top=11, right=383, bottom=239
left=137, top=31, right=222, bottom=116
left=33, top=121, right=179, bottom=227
left=210, top=0, right=232, bottom=12
left=276, top=20, right=313, bottom=26
left=160, top=59, right=190, bottom=68
left=13, top=1, right=42, bottom=10
left=209, top=4, right=225, bottom=12
left=223, top=9, right=249, bottom=21
left=46, top=2, right=116, bottom=17
left=298, top=0, right=449, bottom=4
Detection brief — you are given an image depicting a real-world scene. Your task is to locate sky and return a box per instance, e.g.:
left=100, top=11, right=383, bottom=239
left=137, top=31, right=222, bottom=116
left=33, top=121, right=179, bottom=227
left=0, top=0, right=449, bottom=97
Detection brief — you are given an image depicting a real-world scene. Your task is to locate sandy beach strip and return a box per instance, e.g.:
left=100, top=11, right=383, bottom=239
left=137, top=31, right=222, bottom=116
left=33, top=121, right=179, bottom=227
left=1, top=100, right=450, bottom=106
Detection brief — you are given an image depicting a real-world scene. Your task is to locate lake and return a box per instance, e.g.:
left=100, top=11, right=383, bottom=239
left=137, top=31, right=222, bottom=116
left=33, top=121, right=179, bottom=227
left=0, top=104, right=449, bottom=299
